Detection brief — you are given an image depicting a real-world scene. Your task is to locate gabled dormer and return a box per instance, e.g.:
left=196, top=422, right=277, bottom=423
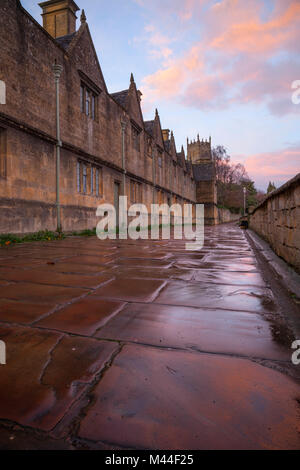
left=111, top=74, right=144, bottom=153
left=177, top=145, right=187, bottom=172
left=153, top=109, right=165, bottom=151
left=111, top=74, right=144, bottom=126
left=39, top=2, right=108, bottom=95
left=169, top=131, right=177, bottom=162
left=127, top=74, right=144, bottom=130
left=144, top=121, right=154, bottom=158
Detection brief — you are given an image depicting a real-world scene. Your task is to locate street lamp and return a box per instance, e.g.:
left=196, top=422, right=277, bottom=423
left=243, top=186, right=247, bottom=216
left=52, top=61, right=63, bottom=232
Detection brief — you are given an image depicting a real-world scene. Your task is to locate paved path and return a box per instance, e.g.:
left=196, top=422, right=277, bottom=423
left=0, top=224, right=299, bottom=450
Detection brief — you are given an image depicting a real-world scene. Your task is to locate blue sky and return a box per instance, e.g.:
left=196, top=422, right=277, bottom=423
left=21, top=0, right=300, bottom=191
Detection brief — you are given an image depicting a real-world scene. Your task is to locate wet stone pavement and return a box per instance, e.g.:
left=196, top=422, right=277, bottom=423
left=0, top=224, right=299, bottom=450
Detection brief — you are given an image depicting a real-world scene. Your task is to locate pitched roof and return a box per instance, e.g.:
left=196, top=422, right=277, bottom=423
left=111, top=89, right=129, bottom=108
left=144, top=120, right=155, bottom=137
left=56, top=32, right=76, bottom=49
left=192, top=162, right=215, bottom=182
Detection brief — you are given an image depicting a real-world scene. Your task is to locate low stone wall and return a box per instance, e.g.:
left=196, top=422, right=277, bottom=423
left=249, top=173, right=300, bottom=273
left=218, top=207, right=240, bottom=224
left=0, top=197, right=99, bottom=234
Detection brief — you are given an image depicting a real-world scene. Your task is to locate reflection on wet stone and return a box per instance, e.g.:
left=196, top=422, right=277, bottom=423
left=0, top=223, right=299, bottom=450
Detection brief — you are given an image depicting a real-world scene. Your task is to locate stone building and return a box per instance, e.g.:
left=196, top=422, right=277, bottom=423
left=187, top=136, right=218, bottom=225
left=0, top=0, right=217, bottom=233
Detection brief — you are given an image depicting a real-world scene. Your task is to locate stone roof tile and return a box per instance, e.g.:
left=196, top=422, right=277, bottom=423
left=144, top=120, right=155, bottom=137
left=111, top=89, right=129, bottom=108
left=56, top=32, right=76, bottom=49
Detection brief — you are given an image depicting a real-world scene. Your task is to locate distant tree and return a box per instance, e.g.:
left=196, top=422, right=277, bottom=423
left=242, top=179, right=257, bottom=208
left=221, top=183, right=244, bottom=212
left=256, top=190, right=266, bottom=204
left=267, top=181, right=276, bottom=193
left=213, top=146, right=248, bottom=185
left=213, top=146, right=231, bottom=184
left=212, top=146, right=263, bottom=212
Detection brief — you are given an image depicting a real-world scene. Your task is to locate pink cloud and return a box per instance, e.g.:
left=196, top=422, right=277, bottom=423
left=142, top=66, right=185, bottom=101
left=210, top=2, right=300, bottom=55
left=141, top=44, right=205, bottom=101
left=140, top=0, right=300, bottom=116
left=242, top=146, right=300, bottom=190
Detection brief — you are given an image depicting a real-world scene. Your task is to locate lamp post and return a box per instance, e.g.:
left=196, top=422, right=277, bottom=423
left=243, top=186, right=247, bottom=216
left=52, top=61, right=63, bottom=232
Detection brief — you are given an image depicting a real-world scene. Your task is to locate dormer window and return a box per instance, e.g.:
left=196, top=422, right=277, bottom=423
left=132, top=125, right=140, bottom=152
left=80, top=82, right=98, bottom=120
left=158, top=151, right=162, bottom=168
left=146, top=136, right=152, bottom=157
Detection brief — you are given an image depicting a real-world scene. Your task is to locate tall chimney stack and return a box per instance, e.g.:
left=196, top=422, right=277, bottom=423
left=39, top=0, right=80, bottom=38
left=162, top=129, right=170, bottom=142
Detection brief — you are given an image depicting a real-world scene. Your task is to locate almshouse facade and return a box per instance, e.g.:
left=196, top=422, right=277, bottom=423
left=0, top=0, right=217, bottom=234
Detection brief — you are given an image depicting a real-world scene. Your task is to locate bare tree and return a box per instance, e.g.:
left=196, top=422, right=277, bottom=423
left=212, top=146, right=261, bottom=212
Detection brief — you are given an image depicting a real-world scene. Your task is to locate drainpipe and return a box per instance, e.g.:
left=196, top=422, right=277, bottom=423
left=119, top=120, right=128, bottom=237
left=52, top=61, right=63, bottom=232
left=121, top=120, right=127, bottom=196
left=152, top=147, right=156, bottom=204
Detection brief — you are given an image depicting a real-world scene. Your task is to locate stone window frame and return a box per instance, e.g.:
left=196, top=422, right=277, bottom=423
left=156, top=145, right=164, bottom=186
left=0, top=127, right=7, bottom=179
left=82, top=163, right=87, bottom=194
left=131, top=126, right=140, bottom=152
left=137, top=181, right=142, bottom=203
left=146, top=135, right=153, bottom=158
left=80, top=83, right=97, bottom=120
left=76, top=161, right=81, bottom=193
left=78, top=70, right=102, bottom=122
left=158, top=189, right=164, bottom=205
left=95, top=167, right=103, bottom=197
left=166, top=155, right=172, bottom=188
left=77, top=160, right=103, bottom=197
left=158, top=150, right=163, bottom=168
left=131, top=120, right=142, bottom=153
left=130, top=179, right=142, bottom=204
left=90, top=166, right=94, bottom=194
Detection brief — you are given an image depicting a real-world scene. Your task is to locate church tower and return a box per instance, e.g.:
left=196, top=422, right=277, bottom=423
left=187, top=134, right=218, bottom=225
left=187, top=135, right=212, bottom=164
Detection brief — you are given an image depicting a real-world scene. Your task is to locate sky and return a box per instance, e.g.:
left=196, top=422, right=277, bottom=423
left=21, top=0, right=300, bottom=191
